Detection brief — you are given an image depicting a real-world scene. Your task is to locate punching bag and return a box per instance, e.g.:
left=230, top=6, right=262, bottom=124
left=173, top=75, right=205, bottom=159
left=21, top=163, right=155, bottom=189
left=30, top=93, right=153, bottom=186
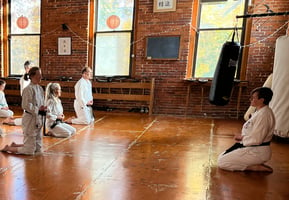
left=270, top=35, right=289, bottom=138
left=209, top=31, right=241, bottom=106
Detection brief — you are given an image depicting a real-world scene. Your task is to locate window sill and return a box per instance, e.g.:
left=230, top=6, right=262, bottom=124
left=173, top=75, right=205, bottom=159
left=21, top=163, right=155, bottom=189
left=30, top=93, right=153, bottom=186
left=183, top=78, right=248, bottom=87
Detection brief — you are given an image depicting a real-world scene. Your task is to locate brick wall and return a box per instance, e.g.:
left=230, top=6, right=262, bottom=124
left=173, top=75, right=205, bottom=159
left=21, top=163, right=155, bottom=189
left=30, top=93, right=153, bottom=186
left=41, top=0, right=89, bottom=80
left=134, top=0, right=289, bottom=118
left=243, top=0, right=289, bottom=110
left=135, top=0, right=192, bottom=115
left=1, top=0, right=289, bottom=118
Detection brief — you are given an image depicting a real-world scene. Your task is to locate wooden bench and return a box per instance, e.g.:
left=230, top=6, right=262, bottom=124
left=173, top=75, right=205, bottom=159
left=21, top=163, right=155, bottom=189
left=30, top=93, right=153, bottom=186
left=3, top=78, right=155, bottom=115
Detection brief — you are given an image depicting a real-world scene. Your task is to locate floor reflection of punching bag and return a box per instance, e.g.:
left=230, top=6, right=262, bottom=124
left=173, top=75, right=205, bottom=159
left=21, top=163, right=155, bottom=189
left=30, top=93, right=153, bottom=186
left=209, top=33, right=241, bottom=106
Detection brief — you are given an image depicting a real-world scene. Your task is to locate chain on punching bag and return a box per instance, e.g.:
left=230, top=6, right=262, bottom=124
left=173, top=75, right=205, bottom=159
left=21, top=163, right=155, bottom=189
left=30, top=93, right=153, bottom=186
left=209, top=29, right=241, bottom=106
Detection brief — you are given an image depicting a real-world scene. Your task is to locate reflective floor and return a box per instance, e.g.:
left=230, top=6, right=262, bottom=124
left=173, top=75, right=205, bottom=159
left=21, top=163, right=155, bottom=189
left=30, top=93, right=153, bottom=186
left=1, top=110, right=289, bottom=200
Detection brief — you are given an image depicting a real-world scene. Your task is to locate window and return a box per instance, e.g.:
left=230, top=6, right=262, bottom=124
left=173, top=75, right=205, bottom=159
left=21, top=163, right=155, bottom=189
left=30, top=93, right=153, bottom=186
left=9, top=0, right=41, bottom=76
left=192, top=0, right=247, bottom=78
left=94, top=0, right=134, bottom=77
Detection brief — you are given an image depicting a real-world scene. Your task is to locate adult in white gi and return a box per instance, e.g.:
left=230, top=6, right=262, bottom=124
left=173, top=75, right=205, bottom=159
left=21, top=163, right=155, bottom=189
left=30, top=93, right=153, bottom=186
left=67, top=67, right=94, bottom=125
left=1, top=67, right=46, bottom=155
left=45, top=83, right=76, bottom=137
left=218, top=87, right=275, bottom=172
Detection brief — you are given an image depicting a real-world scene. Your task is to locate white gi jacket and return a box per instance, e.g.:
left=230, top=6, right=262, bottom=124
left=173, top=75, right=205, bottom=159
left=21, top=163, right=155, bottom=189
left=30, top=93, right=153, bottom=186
left=19, top=74, right=30, bottom=96
left=74, top=77, right=93, bottom=108
left=0, top=91, right=9, bottom=109
left=0, top=91, right=14, bottom=117
left=22, top=83, right=45, bottom=131
left=72, top=77, right=94, bottom=124
left=242, top=105, right=275, bottom=146
left=46, top=98, right=63, bottom=128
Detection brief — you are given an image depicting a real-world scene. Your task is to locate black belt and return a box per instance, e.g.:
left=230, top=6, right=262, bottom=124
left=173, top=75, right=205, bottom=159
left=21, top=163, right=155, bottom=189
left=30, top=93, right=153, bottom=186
left=250, top=141, right=271, bottom=147
left=38, top=110, right=46, bottom=116
left=224, top=141, right=271, bottom=155
left=50, top=119, right=63, bottom=129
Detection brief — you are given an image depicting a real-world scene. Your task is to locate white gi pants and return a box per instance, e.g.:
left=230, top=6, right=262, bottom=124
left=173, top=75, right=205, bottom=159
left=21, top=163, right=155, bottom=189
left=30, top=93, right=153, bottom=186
left=71, top=100, right=94, bottom=125
left=14, top=118, right=22, bottom=126
left=217, top=146, right=271, bottom=171
left=0, top=109, right=13, bottom=118
left=48, top=122, right=76, bottom=138
left=17, top=112, right=43, bottom=155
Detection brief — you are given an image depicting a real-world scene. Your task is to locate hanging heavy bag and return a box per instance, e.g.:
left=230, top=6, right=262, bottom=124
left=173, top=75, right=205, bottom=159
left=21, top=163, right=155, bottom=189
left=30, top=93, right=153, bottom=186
left=209, top=30, right=241, bottom=106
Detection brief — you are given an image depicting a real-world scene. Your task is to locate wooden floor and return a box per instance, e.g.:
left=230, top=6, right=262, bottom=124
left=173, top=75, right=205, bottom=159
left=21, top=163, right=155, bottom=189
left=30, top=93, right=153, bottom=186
left=1, top=110, right=289, bottom=200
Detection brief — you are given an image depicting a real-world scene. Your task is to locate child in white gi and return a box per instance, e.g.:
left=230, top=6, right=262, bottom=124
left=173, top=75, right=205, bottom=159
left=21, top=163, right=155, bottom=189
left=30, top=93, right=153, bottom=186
left=65, top=67, right=94, bottom=125
left=3, top=60, right=32, bottom=126
left=45, top=83, right=76, bottom=137
left=218, top=87, right=275, bottom=172
left=0, top=79, right=14, bottom=119
left=1, top=67, right=46, bottom=155
left=20, top=60, right=32, bottom=96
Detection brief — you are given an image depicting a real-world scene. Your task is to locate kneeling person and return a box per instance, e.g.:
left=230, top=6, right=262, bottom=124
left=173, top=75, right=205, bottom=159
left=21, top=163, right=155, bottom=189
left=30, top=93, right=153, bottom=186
left=218, top=87, right=275, bottom=172
left=66, top=67, right=94, bottom=124
left=45, top=83, right=76, bottom=137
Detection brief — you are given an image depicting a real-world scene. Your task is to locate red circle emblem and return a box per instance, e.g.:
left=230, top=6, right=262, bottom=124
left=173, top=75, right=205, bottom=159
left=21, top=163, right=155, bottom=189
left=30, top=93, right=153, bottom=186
left=17, top=16, right=29, bottom=29
left=106, top=15, right=120, bottom=29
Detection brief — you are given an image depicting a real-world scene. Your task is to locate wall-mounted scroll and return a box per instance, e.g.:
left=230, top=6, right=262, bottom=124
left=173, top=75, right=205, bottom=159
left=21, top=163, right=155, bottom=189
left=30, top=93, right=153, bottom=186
left=153, top=0, right=176, bottom=12
left=58, top=37, right=71, bottom=55
left=146, top=36, right=180, bottom=60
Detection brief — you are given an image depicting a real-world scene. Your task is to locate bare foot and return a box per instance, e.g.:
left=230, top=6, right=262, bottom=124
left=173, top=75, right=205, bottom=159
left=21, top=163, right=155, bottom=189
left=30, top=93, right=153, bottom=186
left=3, top=118, right=15, bottom=125
left=64, top=120, right=72, bottom=124
left=45, top=131, right=54, bottom=137
left=10, top=142, right=23, bottom=147
left=1, top=145, right=9, bottom=152
left=260, top=164, right=273, bottom=172
left=64, top=117, right=74, bottom=124
left=245, top=164, right=273, bottom=172
left=11, top=142, right=17, bottom=147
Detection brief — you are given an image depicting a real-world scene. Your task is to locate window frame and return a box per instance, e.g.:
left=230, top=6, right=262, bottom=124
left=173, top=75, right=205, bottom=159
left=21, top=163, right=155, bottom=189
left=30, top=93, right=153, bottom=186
left=189, top=0, right=249, bottom=80
left=2, top=0, right=10, bottom=77
left=2, top=0, right=41, bottom=77
left=90, top=0, right=136, bottom=78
